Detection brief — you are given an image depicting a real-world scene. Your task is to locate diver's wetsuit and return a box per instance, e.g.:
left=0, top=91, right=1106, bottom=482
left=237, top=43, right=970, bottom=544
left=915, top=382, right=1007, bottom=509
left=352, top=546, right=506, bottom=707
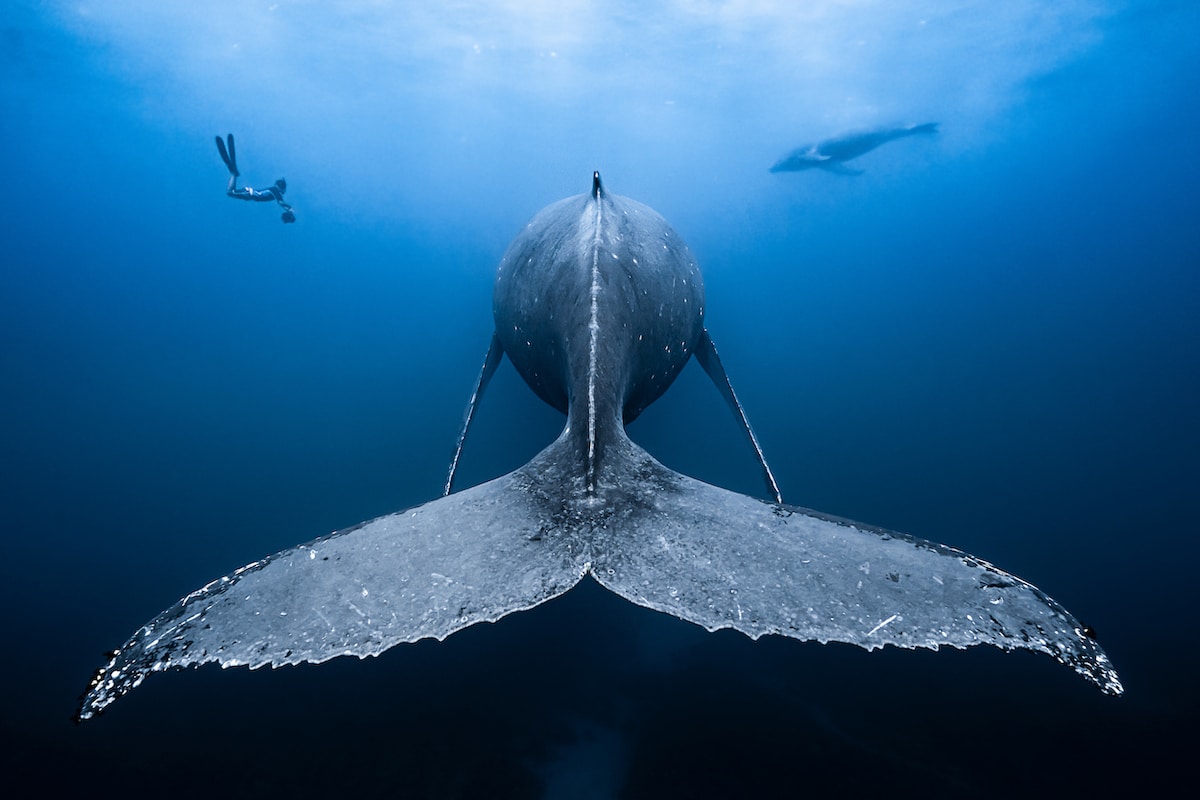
left=227, top=176, right=290, bottom=205
left=216, top=133, right=295, bottom=223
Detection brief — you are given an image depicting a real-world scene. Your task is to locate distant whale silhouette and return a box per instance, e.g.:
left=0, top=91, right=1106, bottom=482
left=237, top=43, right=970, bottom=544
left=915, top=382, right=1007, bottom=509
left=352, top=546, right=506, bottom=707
left=770, top=123, right=939, bottom=175
left=76, top=172, right=1121, bottom=721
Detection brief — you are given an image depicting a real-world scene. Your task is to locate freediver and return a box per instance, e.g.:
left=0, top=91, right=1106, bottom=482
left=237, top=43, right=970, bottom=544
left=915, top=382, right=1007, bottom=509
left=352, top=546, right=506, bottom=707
left=215, top=133, right=296, bottom=223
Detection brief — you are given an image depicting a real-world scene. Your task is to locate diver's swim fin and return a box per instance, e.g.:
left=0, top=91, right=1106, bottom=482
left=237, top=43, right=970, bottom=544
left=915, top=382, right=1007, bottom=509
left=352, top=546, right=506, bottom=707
left=226, top=134, right=238, bottom=174
left=215, top=133, right=239, bottom=176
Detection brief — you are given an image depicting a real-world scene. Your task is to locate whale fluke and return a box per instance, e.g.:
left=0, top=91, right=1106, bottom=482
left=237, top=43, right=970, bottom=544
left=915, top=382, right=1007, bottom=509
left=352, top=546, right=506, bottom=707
left=78, top=427, right=1122, bottom=721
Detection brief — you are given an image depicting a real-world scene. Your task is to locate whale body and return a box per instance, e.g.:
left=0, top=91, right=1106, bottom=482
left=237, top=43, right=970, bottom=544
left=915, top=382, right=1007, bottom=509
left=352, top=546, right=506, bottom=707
left=770, top=123, right=939, bottom=174
left=76, top=173, right=1121, bottom=721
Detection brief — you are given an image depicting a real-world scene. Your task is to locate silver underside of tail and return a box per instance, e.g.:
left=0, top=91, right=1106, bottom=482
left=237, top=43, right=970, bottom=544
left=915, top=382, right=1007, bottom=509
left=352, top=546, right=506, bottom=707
left=78, top=434, right=1121, bottom=720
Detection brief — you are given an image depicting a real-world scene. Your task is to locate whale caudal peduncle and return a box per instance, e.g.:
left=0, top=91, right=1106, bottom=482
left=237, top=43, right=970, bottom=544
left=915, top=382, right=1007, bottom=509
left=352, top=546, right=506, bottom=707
left=492, top=172, right=705, bottom=496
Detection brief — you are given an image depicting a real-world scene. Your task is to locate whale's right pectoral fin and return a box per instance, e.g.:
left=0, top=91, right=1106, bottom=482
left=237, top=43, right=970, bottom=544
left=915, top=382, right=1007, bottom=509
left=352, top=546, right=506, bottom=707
left=693, top=329, right=782, bottom=503
left=76, top=470, right=587, bottom=721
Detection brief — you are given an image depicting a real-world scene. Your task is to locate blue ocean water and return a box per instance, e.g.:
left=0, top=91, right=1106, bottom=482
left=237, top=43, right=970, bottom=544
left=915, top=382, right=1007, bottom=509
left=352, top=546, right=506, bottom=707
left=2, top=1, right=1197, bottom=796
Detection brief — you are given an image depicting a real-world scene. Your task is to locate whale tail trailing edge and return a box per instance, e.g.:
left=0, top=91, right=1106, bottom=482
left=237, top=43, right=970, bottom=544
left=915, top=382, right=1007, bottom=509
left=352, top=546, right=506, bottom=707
left=77, top=429, right=1122, bottom=720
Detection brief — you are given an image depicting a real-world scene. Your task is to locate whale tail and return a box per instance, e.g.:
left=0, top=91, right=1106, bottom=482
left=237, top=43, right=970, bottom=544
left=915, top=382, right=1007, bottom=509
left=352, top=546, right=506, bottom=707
left=77, top=425, right=1122, bottom=720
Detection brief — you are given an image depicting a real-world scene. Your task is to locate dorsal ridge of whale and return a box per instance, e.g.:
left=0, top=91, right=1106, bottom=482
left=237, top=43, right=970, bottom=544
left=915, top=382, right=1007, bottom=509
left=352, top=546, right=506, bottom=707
left=583, top=176, right=604, bottom=493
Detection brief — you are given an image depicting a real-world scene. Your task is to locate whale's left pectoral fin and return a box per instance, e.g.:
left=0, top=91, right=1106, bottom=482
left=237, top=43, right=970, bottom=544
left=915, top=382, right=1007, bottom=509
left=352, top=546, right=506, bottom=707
left=76, top=472, right=587, bottom=721
left=591, top=460, right=1124, bottom=696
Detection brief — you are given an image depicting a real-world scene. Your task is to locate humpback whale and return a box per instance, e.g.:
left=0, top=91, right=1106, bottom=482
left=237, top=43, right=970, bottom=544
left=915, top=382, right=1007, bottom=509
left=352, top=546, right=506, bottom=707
left=76, top=173, right=1121, bottom=721
left=770, top=123, right=939, bottom=175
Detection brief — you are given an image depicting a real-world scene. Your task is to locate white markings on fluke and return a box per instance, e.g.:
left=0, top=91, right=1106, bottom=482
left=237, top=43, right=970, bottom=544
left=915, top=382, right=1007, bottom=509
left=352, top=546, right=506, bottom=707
left=867, top=614, right=899, bottom=637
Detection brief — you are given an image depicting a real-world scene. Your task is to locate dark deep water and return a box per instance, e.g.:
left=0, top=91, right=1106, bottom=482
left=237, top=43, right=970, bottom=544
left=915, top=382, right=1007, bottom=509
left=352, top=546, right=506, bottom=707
left=2, top=2, right=1198, bottom=797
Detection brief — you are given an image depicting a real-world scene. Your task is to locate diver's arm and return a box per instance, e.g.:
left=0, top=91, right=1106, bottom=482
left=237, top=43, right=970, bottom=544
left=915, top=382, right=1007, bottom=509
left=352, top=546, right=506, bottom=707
left=278, top=200, right=296, bottom=223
